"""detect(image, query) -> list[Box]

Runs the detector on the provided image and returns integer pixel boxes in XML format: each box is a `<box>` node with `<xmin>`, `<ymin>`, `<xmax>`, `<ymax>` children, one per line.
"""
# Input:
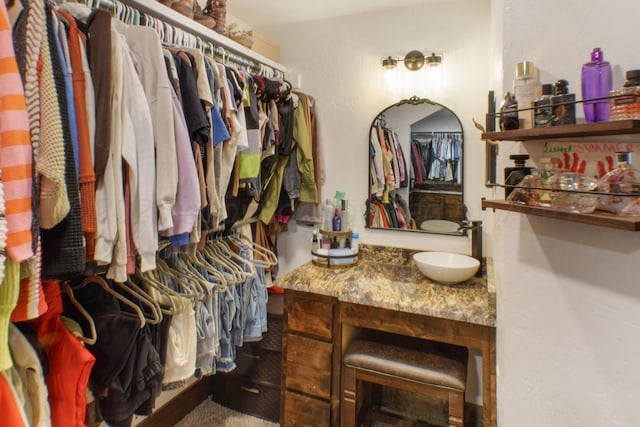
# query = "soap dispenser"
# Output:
<box><xmin>504</xmin><ymin>154</ymin><xmax>533</xmax><ymax>198</ymax></box>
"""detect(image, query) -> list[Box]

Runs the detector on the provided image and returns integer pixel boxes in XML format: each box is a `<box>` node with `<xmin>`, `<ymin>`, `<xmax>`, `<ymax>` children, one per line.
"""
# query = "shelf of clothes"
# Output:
<box><xmin>0</xmin><ymin>0</ymin><xmax>322</xmax><ymax>425</ymax></box>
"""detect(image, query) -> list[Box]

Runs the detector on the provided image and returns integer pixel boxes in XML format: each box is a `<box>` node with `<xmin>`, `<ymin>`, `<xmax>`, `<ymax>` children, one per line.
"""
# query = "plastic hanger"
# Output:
<box><xmin>219</xmin><ymin>236</ymin><xmax>257</xmax><ymax>279</ymax></box>
<box><xmin>61</xmin><ymin>283</ymin><xmax>98</xmax><ymax>345</ymax></box>
<box><xmin>228</xmin><ymin>233</ymin><xmax>278</xmax><ymax>267</ymax></box>
<box><xmin>156</xmin><ymin>258</ymin><xmax>200</xmax><ymax>300</ymax></box>
<box><xmin>117</xmin><ymin>278</ymin><xmax>163</xmax><ymax>324</ymax></box>
<box><xmin>203</xmin><ymin>241</ymin><xmax>246</xmax><ymax>284</ymax></box>
<box><xmin>137</xmin><ymin>268</ymin><xmax>184</xmax><ymax>315</ymax></box>
<box><xmin>182</xmin><ymin>252</ymin><xmax>228</xmax><ymax>292</ymax></box>
<box><xmin>73</xmin><ymin>276</ymin><xmax>146</xmax><ymax>329</ymax></box>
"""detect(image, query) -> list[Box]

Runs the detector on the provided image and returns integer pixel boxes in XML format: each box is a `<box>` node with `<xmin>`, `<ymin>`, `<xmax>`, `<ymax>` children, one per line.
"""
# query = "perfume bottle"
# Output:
<box><xmin>533</xmin><ymin>84</ymin><xmax>554</xmax><ymax>128</ymax></box>
<box><xmin>581</xmin><ymin>48</ymin><xmax>612</xmax><ymax>123</ymax></box>
<box><xmin>552</xmin><ymin>79</ymin><xmax>576</xmax><ymax>126</ymax></box>
<box><xmin>514</xmin><ymin>61</ymin><xmax>539</xmax><ymax>129</ymax></box>
<box><xmin>609</xmin><ymin>70</ymin><xmax>640</xmax><ymax>121</ymax></box>
<box><xmin>504</xmin><ymin>154</ymin><xmax>533</xmax><ymax>198</ymax></box>
<box><xmin>597</xmin><ymin>152</ymin><xmax>640</xmax><ymax>214</ymax></box>
<box><xmin>499</xmin><ymin>92</ymin><xmax>519</xmax><ymax>131</ymax></box>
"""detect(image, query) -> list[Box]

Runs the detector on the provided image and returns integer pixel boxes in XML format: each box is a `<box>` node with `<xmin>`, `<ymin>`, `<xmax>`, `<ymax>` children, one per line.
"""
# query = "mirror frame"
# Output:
<box><xmin>367</xmin><ymin>96</ymin><xmax>467</xmax><ymax>236</ymax></box>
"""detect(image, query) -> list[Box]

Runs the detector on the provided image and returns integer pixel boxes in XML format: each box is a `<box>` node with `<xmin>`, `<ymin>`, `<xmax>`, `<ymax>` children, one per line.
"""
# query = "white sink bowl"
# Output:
<box><xmin>413</xmin><ymin>252</ymin><xmax>480</xmax><ymax>284</ymax></box>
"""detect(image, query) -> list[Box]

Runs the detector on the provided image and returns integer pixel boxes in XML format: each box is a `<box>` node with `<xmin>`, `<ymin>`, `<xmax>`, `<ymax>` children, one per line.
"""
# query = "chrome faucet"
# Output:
<box><xmin>458</xmin><ymin>220</ymin><xmax>483</xmax><ymax>272</ymax></box>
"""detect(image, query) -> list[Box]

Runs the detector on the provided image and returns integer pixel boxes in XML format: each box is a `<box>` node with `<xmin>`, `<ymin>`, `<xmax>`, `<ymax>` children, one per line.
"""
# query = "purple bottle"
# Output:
<box><xmin>582</xmin><ymin>48</ymin><xmax>612</xmax><ymax>123</ymax></box>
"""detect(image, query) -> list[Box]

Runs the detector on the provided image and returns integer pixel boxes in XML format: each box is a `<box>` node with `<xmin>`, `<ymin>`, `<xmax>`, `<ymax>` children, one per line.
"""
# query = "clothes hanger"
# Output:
<box><xmin>170</xmin><ymin>254</ymin><xmax>214</xmax><ymax>297</ymax></box>
<box><xmin>117</xmin><ymin>278</ymin><xmax>163</xmax><ymax>324</ymax></box>
<box><xmin>73</xmin><ymin>276</ymin><xmax>146</xmax><ymax>328</ymax></box>
<box><xmin>155</xmin><ymin>258</ymin><xmax>200</xmax><ymax>300</ymax></box>
<box><xmin>219</xmin><ymin>236</ymin><xmax>257</xmax><ymax>279</ymax></box>
<box><xmin>61</xmin><ymin>283</ymin><xmax>98</xmax><ymax>345</ymax></box>
<box><xmin>136</xmin><ymin>268</ymin><xmax>184</xmax><ymax>315</ymax></box>
<box><xmin>181</xmin><ymin>251</ymin><xmax>228</xmax><ymax>292</ymax></box>
<box><xmin>203</xmin><ymin>239</ymin><xmax>246</xmax><ymax>284</ymax></box>
<box><xmin>228</xmin><ymin>233</ymin><xmax>278</xmax><ymax>267</ymax></box>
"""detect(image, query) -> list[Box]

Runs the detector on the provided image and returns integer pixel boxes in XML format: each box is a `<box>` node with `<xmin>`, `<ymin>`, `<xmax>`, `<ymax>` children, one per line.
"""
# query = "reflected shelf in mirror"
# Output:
<box><xmin>368</xmin><ymin>97</ymin><xmax>467</xmax><ymax>235</ymax></box>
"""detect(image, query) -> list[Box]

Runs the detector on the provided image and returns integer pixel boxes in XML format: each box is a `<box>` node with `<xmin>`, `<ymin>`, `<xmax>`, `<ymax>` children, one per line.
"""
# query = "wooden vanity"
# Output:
<box><xmin>276</xmin><ymin>244</ymin><xmax>496</xmax><ymax>427</ymax></box>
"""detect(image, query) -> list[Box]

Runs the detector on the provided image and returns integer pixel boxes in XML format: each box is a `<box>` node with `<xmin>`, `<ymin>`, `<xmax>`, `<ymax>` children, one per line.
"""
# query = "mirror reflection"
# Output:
<box><xmin>367</xmin><ymin>97</ymin><xmax>466</xmax><ymax>235</ymax></box>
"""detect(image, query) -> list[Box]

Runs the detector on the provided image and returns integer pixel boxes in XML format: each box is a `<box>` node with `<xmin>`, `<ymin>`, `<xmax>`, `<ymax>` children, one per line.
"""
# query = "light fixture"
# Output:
<box><xmin>381</xmin><ymin>50</ymin><xmax>443</xmax><ymax>71</ymax></box>
<box><xmin>381</xmin><ymin>56</ymin><xmax>398</xmax><ymax>69</ymax></box>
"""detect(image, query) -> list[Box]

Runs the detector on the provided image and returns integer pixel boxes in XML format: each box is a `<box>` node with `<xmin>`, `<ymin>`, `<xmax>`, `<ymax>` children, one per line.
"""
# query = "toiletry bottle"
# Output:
<box><xmin>610</xmin><ymin>70</ymin><xmax>640</xmax><ymax>120</ymax></box>
<box><xmin>332</xmin><ymin>208</ymin><xmax>342</xmax><ymax>232</ymax></box>
<box><xmin>311</xmin><ymin>229</ymin><xmax>319</xmax><ymax>260</ymax></box>
<box><xmin>582</xmin><ymin>47</ymin><xmax>612</xmax><ymax>123</ymax></box>
<box><xmin>597</xmin><ymin>152</ymin><xmax>640</xmax><ymax>214</ymax></box>
<box><xmin>552</xmin><ymin>79</ymin><xmax>576</xmax><ymax>126</ymax></box>
<box><xmin>514</xmin><ymin>61</ymin><xmax>539</xmax><ymax>129</ymax></box>
<box><xmin>504</xmin><ymin>154</ymin><xmax>533</xmax><ymax>198</ymax></box>
<box><xmin>340</xmin><ymin>198</ymin><xmax>350</xmax><ymax>231</ymax></box>
<box><xmin>321</xmin><ymin>198</ymin><xmax>333</xmax><ymax>230</ymax></box>
<box><xmin>351</xmin><ymin>231</ymin><xmax>359</xmax><ymax>261</ymax></box>
<box><xmin>499</xmin><ymin>92</ymin><xmax>519</xmax><ymax>130</ymax></box>
<box><xmin>533</xmin><ymin>84</ymin><xmax>554</xmax><ymax>128</ymax></box>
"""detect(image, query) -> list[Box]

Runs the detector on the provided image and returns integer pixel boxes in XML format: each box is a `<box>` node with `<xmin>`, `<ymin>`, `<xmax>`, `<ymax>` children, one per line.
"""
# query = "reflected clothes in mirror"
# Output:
<box><xmin>411</xmin><ymin>133</ymin><xmax>461</xmax><ymax>185</ymax></box>
<box><xmin>368</xmin><ymin>98</ymin><xmax>465</xmax><ymax>233</ymax></box>
<box><xmin>370</xmin><ymin>124</ymin><xmax>408</xmax><ymax>198</ymax></box>
<box><xmin>368</xmin><ymin>192</ymin><xmax>412</xmax><ymax>229</ymax></box>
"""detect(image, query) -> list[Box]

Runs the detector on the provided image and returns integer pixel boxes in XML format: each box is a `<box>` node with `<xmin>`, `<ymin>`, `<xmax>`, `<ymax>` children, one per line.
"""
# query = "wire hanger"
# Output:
<box><xmin>61</xmin><ymin>283</ymin><xmax>98</xmax><ymax>345</ymax></box>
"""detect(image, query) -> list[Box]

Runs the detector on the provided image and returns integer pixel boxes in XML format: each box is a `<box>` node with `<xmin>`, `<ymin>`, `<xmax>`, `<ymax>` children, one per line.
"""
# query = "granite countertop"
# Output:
<box><xmin>276</xmin><ymin>244</ymin><xmax>496</xmax><ymax>328</ymax></box>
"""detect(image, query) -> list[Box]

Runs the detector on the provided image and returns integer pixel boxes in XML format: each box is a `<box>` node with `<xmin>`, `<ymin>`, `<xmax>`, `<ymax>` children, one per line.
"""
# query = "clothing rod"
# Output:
<box><xmin>102</xmin><ymin>0</ymin><xmax>286</xmax><ymax>74</ymax></box>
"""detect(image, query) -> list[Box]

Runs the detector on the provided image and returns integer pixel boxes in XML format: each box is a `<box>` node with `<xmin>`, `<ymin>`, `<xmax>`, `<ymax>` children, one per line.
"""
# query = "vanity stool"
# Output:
<box><xmin>341</xmin><ymin>339</ymin><xmax>468</xmax><ymax>427</ymax></box>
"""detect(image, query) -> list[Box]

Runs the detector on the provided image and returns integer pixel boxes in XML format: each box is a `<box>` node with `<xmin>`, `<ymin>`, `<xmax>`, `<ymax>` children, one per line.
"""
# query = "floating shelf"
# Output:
<box><xmin>482</xmin><ymin>120</ymin><xmax>640</xmax><ymax>142</ymax></box>
<box><xmin>482</xmin><ymin>199</ymin><xmax>640</xmax><ymax>231</ymax></box>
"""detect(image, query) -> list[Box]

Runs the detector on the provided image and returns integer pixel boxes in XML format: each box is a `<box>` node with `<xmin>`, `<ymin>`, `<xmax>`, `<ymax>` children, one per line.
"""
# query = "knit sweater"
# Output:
<box><xmin>0</xmin><ymin>0</ymin><xmax>34</xmax><ymax>263</ymax></box>
<box><xmin>40</xmin><ymin>4</ymin><xmax>85</xmax><ymax>279</ymax></box>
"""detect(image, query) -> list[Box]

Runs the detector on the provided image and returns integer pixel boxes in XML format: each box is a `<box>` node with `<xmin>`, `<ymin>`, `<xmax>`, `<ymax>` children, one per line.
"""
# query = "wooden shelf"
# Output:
<box><xmin>482</xmin><ymin>199</ymin><xmax>640</xmax><ymax>231</ymax></box>
<box><xmin>482</xmin><ymin>120</ymin><xmax>640</xmax><ymax>142</ymax></box>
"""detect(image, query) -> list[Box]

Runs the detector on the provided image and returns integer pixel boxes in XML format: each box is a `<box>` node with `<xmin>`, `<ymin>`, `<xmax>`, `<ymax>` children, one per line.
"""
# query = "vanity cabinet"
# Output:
<box><xmin>281</xmin><ymin>290</ymin><xmax>341</xmax><ymax>427</ymax></box>
<box><xmin>482</xmin><ymin>119</ymin><xmax>640</xmax><ymax>230</ymax></box>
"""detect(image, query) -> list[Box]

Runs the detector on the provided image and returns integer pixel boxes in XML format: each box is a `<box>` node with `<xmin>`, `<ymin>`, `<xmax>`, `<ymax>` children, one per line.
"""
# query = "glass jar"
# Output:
<box><xmin>597</xmin><ymin>152</ymin><xmax>640</xmax><ymax>214</ymax></box>
<box><xmin>609</xmin><ymin>70</ymin><xmax>640</xmax><ymax>120</ymax></box>
<box><xmin>548</xmin><ymin>172</ymin><xmax>599</xmax><ymax>213</ymax></box>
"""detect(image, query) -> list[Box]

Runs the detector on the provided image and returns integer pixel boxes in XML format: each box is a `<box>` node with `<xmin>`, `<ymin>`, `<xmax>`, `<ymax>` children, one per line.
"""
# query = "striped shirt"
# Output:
<box><xmin>0</xmin><ymin>0</ymin><xmax>33</xmax><ymax>263</ymax></box>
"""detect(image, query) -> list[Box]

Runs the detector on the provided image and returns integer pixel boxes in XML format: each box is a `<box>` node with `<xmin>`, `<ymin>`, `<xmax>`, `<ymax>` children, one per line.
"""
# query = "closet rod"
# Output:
<box><xmin>101</xmin><ymin>0</ymin><xmax>286</xmax><ymax>75</ymax></box>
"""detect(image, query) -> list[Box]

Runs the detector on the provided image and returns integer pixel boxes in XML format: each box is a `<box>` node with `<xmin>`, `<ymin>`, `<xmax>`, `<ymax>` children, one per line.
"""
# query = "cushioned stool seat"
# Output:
<box><xmin>341</xmin><ymin>339</ymin><xmax>468</xmax><ymax>427</ymax></box>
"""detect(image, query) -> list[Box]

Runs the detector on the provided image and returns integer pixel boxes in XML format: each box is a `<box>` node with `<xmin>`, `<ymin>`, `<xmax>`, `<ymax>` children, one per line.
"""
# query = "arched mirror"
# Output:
<box><xmin>367</xmin><ymin>96</ymin><xmax>467</xmax><ymax>235</ymax></box>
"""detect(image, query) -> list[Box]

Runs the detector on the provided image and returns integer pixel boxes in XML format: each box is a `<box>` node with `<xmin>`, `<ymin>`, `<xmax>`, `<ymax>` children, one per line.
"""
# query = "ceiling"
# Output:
<box><xmin>227</xmin><ymin>0</ymin><xmax>452</xmax><ymax>28</ymax></box>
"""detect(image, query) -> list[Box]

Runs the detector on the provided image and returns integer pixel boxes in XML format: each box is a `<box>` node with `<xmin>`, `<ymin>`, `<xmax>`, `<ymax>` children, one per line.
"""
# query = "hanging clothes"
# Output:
<box><xmin>34</xmin><ymin>281</ymin><xmax>95</xmax><ymax>427</ymax></box>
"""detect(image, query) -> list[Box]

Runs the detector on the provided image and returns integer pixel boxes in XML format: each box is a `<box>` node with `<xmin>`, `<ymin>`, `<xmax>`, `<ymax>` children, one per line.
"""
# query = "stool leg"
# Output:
<box><xmin>360</xmin><ymin>381</ymin><xmax>373</xmax><ymax>427</ymax></box>
<box><xmin>447</xmin><ymin>391</ymin><xmax>464</xmax><ymax>427</ymax></box>
<box><xmin>342</xmin><ymin>366</ymin><xmax>357</xmax><ymax>427</ymax></box>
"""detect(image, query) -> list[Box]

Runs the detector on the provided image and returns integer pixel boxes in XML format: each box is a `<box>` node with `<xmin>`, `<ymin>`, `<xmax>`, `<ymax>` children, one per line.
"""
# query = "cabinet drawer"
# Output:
<box><xmin>259</xmin><ymin>315</ymin><xmax>282</xmax><ymax>352</ymax></box>
<box><xmin>233</xmin><ymin>345</ymin><xmax>281</xmax><ymax>385</ymax></box>
<box><xmin>285</xmin><ymin>334</ymin><xmax>332</xmax><ymax>399</ymax></box>
<box><xmin>211</xmin><ymin>375</ymin><xmax>280</xmax><ymax>423</ymax></box>
<box><xmin>283</xmin><ymin>390</ymin><xmax>331</xmax><ymax>427</ymax></box>
<box><xmin>286</xmin><ymin>294</ymin><xmax>333</xmax><ymax>339</ymax></box>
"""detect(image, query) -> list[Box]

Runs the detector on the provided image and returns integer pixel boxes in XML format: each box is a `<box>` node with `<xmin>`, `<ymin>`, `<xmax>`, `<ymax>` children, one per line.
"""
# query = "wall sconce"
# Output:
<box><xmin>381</xmin><ymin>50</ymin><xmax>443</xmax><ymax>71</ymax></box>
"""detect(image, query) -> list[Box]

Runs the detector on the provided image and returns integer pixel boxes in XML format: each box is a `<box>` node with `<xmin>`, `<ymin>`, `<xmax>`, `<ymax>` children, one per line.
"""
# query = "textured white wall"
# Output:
<box><xmin>263</xmin><ymin>0</ymin><xmax>495</xmax><ymax>271</ymax></box>
<box><xmin>495</xmin><ymin>1</ymin><xmax>640</xmax><ymax>426</ymax></box>
<box><xmin>261</xmin><ymin>0</ymin><xmax>640</xmax><ymax>425</ymax></box>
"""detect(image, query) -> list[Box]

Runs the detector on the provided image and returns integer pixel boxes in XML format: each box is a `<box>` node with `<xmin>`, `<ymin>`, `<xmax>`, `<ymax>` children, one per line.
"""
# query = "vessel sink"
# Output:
<box><xmin>413</xmin><ymin>251</ymin><xmax>480</xmax><ymax>284</ymax></box>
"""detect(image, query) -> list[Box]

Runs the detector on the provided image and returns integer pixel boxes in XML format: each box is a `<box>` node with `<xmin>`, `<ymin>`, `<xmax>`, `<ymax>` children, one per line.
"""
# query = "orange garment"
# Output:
<box><xmin>57</xmin><ymin>9</ymin><xmax>97</xmax><ymax>260</ymax></box>
<box><xmin>0</xmin><ymin>0</ymin><xmax>33</xmax><ymax>263</ymax></box>
<box><xmin>0</xmin><ymin>373</ymin><xmax>28</xmax><ymax>427</ymax></box>
<box><xmin>35</xmin><ymin>281</ymin><xmax>95</xmax><ymax>427</ymax></box>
